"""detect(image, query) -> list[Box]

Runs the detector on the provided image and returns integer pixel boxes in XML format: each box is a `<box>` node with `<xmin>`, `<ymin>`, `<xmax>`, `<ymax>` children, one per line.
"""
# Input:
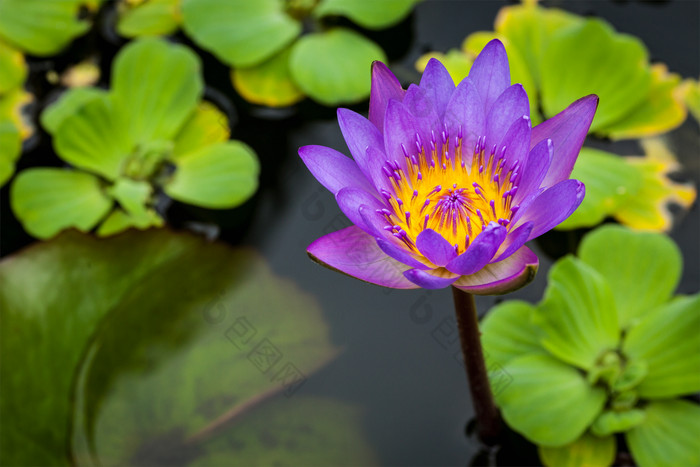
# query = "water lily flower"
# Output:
<box><xmin>300</xmin><ymin>39</ymin><xmax>597</xmax><ymax>293</ymax></box>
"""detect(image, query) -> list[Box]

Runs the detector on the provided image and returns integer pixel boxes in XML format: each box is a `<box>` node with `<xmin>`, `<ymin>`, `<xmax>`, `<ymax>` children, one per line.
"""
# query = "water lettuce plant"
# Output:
<box><xmin>10</xmin><ymin>38</ymin><xmax>259</xmax><ymax>239</ymax></box>
<box><xmin>0</xmin><ymin>42</ymin><xmax>27</xmax><ymax>186</ymax></box>
<box><xmin>299</xmin><ymin>39</ymin><xmax>596</xmax><ymax>293</ymax></box>
<box><xmin>0</xmin><ymin>230</ymin><xmax>368</xmax><ymax>465</ymax></box>
<box><xmin>481</xmin><ymin>225</ymin><xmax>700</xmax><ymax>467</ymax></box>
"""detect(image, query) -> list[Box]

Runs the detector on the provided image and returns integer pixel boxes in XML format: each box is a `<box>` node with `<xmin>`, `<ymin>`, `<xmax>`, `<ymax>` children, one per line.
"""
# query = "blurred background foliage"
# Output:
<box><xmin>0</xmin><ymin>0</ymin><xmax>698</xmax><ymax>466</ymax></box>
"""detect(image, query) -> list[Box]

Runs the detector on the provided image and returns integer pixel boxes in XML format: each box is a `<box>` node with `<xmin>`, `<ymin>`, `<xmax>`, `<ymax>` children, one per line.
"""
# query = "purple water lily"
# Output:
<box><xmin>300</xmin><ymin>39</ymin><xmax>597</xmax><ymax>293</ymax></box>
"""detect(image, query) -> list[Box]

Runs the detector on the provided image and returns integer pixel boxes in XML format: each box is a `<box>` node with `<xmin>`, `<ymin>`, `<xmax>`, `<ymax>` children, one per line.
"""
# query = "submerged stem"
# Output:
<box><xmin>451</xmin><ymin>286</ymin><xmax>501</xmax><ymax>444</ymax></box>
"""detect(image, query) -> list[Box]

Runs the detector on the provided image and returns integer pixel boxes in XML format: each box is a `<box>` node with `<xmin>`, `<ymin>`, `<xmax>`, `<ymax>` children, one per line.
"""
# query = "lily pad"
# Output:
<box><xmin>578</xmin><ymin>225</ymin><xmax>682</xmax><ymax>328</ymax></box>
<box><xmin>557</xmin><ymin>148</ymin><xmax>643</xmax><ymax>230</ymax></box>
<box><xmin>289</xmin><ymin>28</ymin><xmax>386</xmax><ymax>105</ymax></box>
<box><xmin>10</xmin><ymin>168</ymin><xmax>112</xmax><ymax>238</ymax></box>
<box><xmin>314</xmin><ymin>0</ymin><xmax>419</xmax><ymax>29</ymax></box>
<box><xmin>232</xmin><ymin>46</ymin><xmax>305</xmax><ymax>107</ymax></box>
<box><xmin>1</xmin><ymin>230</ymin><xmax>339</xmax><ymax>465</ymax></box>
<box><xmin>181</xmin><ymin>0</ymin><xmax>301</xmax><ymax>67</ymax></box>
<box><xmin>538</xmin><ymin>432</ymin><xmax>615</xmax><ymax>467</ymax></box>
<box><xmin>534</xmin><ymin>257</ymin><xmax>619</xmax><ymax>371</ymax></box>
<box><xmin>117</xmin><ymin>0</ymin><xmax>181</xmax><ymax>37</ymax></box>
<box><xmin>0</xmin><ymin>0</ymin><xmax>91</xmax><ymax>56</ymax></box>
<box><xmin>626</xmin><ymin>400</ymin><xmax>700</xmax><ymax>467</ymax></box>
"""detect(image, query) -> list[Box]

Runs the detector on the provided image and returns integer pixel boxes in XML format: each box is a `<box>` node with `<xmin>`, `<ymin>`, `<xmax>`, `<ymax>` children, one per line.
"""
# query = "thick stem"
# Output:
<box><xmin>451</xmin><ymin>286</ymin><xmax>501</xmax><ymax>444</ymax></box>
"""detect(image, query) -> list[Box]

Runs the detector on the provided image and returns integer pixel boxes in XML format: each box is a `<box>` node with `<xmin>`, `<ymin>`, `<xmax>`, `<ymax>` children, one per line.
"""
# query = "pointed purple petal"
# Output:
<box><xmin>363</xmin><ymin>146</ymin><xmax>394</xmax><ymax>193</ymax></box>
<box><xmin>446</xmin><ymin>222</ymin><xmax>506</xmax><ymax>275</ymax></box>
<box><xmin>299</xmin><ymin>145</ymin><xmax>374</xmax><ymax>195</ymax></box>
<box><xmin>404</xmin><ymin>268</ymin><xmax>459</xmax><ymax>289</ymax></box>
<box><xmin>453</xmin><ymin>245</ymin><xmax>538</xmax><ymax>295</ymax></box>
<box><xmin>444</xmin><ymin>77</ymin><xmax>484</xmax><ymax>166</ymax></box>
<box><xmin>497</xmin><ymin>115</ymin><xmax>531</xmax><ymax>177</ymax></box>
<box><xmin>384</xmin><ymin>99</ymin><xmax>425</xmax><ymax>168</ymax></box>
<box><xmin>468</xmin><ymin>39</ymin><xmax>510</xmax><ymax>116</ymax></box>
<box><xmin>336</xmin><ymin>187</ymin><xmax>385</xmax><ymax>234</ymax></box>
<box><xmin>402</xmin><ymin>84</ymin><xmax>441</xmax><ymax>151</ymax></box>
<box><xmin>358</xmin><ymin>204</ymin><xmax>392</xmax><ymax>240</ymax></box>
<box><xmin>369</xmin><ymin>61</ymin><xmax>405</xmax><ymax>134</ymax></box>
<box><xmin>532</xmin><ymin>94</ymin><xmax>598</xmax><ymax>188</ymax></box>
<box><xmin>416</xmin><ymin>228</ymin><xmax>457</xmax><ymax>267</ymax></box>
<box><xmin>419</xmin><ymin>58</ymin><xmax>455</xmax><ymax>118</ymax></box>
<box><xmin>376</xmin><ymin>238</ymin><xmax>432</xmax><ymax>270</ymax></box>
<box><xmin>308</xmin><ymin>226</ymin><xmax>418</xmax><ymax>289</ymax></box>
<box><xmin>337</xmin><ymin>108</ymin><xmax>385</xmax><ymax>179</ymax></box>
<box><xmin>514</xmin><ymin>138</ymin><xmax>553</xmax><ymax>205</ymax></box>
<box><xmin>483</xmin><ymin>84</ymin><xmax>529</xmax><ymax>156</ymax></box>
<box><xmin>494</xmin><ymin>221</ymin><xmax>533</xmax><ymax>262</ymax></box>
<box><xmin>513</xmin><ymin>179</ymin><xmax>586</xmax><ymax>240</ymax></box>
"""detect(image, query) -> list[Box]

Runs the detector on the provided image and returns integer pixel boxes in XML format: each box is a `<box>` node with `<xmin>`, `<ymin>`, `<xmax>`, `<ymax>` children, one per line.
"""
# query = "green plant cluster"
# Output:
<box><xmin>118</xmin><ymin>0</ymin><xmax>421</xmax><ymax>106</ymax></box>
<box><xmin>10</xmin><ymin>38</ymin><xmax>259</xmax><ymax>239</ymax></box>
<box><xmin>482</xmin><ymin>226</ymin><xmax>700</xmax><ymax>467</ymax></box>
<box><xmin>416</xmin><ymin>1</ymin><xmax>696</xmax><ymax>232</ymax></box>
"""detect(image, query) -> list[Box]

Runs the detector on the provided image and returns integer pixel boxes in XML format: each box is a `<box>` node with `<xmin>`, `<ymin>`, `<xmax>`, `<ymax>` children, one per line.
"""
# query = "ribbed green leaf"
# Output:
<box><xmin>539</xmin><ymin>432</ymin><xmax>615</xmax><ymax>467</ymax></box>
<box><xmin>232</xmin><ymin>46</ymin><xmax>305</xmax><ymax>107</ymax></box>
<box><xmin>534</xmin><ymin>257</ymin><xmax>619</xmax><ymax>370</ymax></box>
<box><xmin>579</xmin><ymin>225</ymin><xmax>682</xmax><ymax>328</ymax></box>
<box><xmin>623</xmin><ymin>294</ymin><xmax>700</xmax><ymax>399</ymax></box>
<box><xmin>481</xmin><ymin>300</ymin><xmax>544</xmax><ymax>369</ymax></box>
<box><xmin>117</xmin><ymin>0</ymin><xmax>181</xmax><ymax>38</ymax></box>
<box><xmin>0</xmin><ymin>39</ymin><xmax>26</xmax><ymax>94</ymax></box>
<box><xmin>181</xmin><ymin>0</ymin><xmax>301</xmax><ymax>67</ymax></box>
<box><xmin>290</xmin><ymin>28</ymin><xmax>386</xmax><ymax>105</ymax></box>
<box><xmin>172</xmin><ymin>101</ymin><xmax>230</xmax><ymax>159</ymax></box>
<box><xmin>314</xmin><ymin>0</ymin><xmax>419</xmax><ymax>29</ymax></box>
<box><xmin>41</xmin><ymin>87</ymin><xmax>107</xmax><ymax>135</ymax></box>
<box><xmin>626</xmin><ymin>400</ymin><xmax>700</xmax><ymax>467</ymax></box>
<box><xmin>0</xmin><ymin>119</ymin><xmax>21</xmax><ymax>186</ymax></box>
<box><xmin>10</xmin><ymin>168</ymin><xmax>112</xmax><ymax>239</ymax></box>
<box><xmin>499</xmin><ymin>354</ymin><xmax>607</xmax><ymax>447</ymax></box>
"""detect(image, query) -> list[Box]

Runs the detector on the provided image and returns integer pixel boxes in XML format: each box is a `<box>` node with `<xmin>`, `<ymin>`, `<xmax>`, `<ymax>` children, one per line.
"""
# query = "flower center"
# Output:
<box><xmin>378</xmin><ymin>127</ymin><xmax>521</xmax><ymax>256</ymax></box>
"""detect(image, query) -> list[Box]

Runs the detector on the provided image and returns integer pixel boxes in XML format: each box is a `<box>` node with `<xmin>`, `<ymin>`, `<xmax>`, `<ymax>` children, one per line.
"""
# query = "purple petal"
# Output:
<box><xmin>336</xmin><ymin>187</ymin><xmax>385</xmax><ymax>234</ymax></box>
<box><xmin>468</xmin><ymin>39</ymin><xmax>510</xmax><ymax>116</ymax></box>
<box><xmin>497</xmin><ymin>115</ymin><xmax>531</xmax><ymax>178</ymax></box>
<box><xmin>513</xmin><ymin>179</ymin><xmax>586</xmax><ymax>240</ymax></box>
<box><xmin>376</xmin><ymin>238</ymin><xmax>432</xmax><ymax>270</ymax></box>
<box><xmin>308</xmin><ymin>226</ymin><xmax>418</xmax><ymax>289</ymax></box>
<box><xmin>402</xmin><ymin>84</ymin><xmax>441</xmax><ymax>154</ymax></box>
<box><xmin>531</xmin><ymin>94</ymin><xmax>598</xmax><ymax>188</ymax></box>
<box><xmin>419</xmin><ymin>58</ymin><xmax>455</xmax><ymax>118</ymax></box>
<box><xmin>384</xmin><ymin>99</ymin><xmax>425</xmax><ymax>168</ymax></box>
<box><xmin>358</xmin><ymin>204</ymin><xmax>392</xmax><ymax>239</ymax></box>
<box><xmin>363</xmin><ymin>146</ymin><xmax>394</xmax><ymax>193</ymax></box>
<box><xmin>404</xmin><ymin>268</ymin><xmax>459</xmax><ymax>289</ymax></box>
<box><xmin>483</xmin><ymin>84</ymin><xmax>529</xmax><ymax>156</ymax></box>
<box><xmin>416</xmin><ymin>229</ymin><xmax>457</xmax><ymax>267</ymax></box>
<box><xmin>369</xmin><ymin>61</ymin><xmax>405</xmax><ymax>134</ymax></box>
<box><xmin>446</xmin><ymin>222</ymin><xmax>506</xmax><ymax>275</ymax></box>
<box><xmin>453</xmin><ymin>245</ymin><xmax>538</xmax><ymax>295</ymax></box>
<box><xmin>493</xmin><ymin>221</ymin><xmax>533</xmax><ymax>262</ymax></box>
<box><xmin>514</xmin><ymin>138</ymin><xmax>553</xmax><ymax>205</ymax></box>
<box><xmin>337</xmin><ymin>108</ymin><xmax>385</xmax><ymax>179</ymax></box>
<box><xmin>443</xmin><ymin>77</ymin><xmax>484</xmax><ymax>166</ymax></box>
<box><xmin>299</xmin><ymin>145</ymin><xmax>374</xmax><ymax>195</ymax></box>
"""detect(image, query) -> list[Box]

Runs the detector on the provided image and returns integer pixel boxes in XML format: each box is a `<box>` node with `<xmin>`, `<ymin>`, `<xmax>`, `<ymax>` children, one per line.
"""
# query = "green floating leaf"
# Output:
<box><xmin>498</xmin><ymin>354</ymin><xmax>607</xmax><ymax>447</ymax></box>
<box><xmin>314</xmin><ymin>0</ymin><xmax>419</xmax><ymax>29</ymax></box>
<box><xmin>53</xmin><ymin>93</ymin><xmax>131</xmax><ymax>180</ymax></box>
<box><xmin>289</xmin><ymin>28</ymin><xmax>386</xmax><ymax>105</ymax></box>
<box><xmin>107</xmin><ymin>177</ymin><xmax>152</xmax><ymax>217</ymax></box>
<box><xmin>534</xmin><ymin>257</ymin><xmax>619</xmax><ymax>371</ymax></box>
<box><xmin>626</xmin><ymin>400</ymin><xmax>700</xmax><ymax>467</ymax></box>
<box><xmin>0</xmin><ymin>119</ymin><xmax>21</xmax><ymax>186</ymax></box>
<box><xmin>0</xmin><ymin>0</ymin><xmax>91</xmax><ymax>55</ymax></box>
<box><xmin>558</xmin><ymin>148</ymin><xmax>643</xmax><ymax>230</ymax></box>
<box><xmin>41</xmin><ymin>87</ymin><xmax>107</xmax><ymax>134</ymax></box>
<box><xmin>540</xmin><ymin>18</ymin><xmax>651</xmax><ymax>132</ymax></box>
<box><xmin>590</xmin><ymin>409</ymin><xmax>646</xmax><ymax>437</ymax></box>
<box><xmin>117</xmin><ymin>0</ymin><xmax>181</xmax><ymax>37</ymax></box>
<box><xmin>232</xmin><ymin>46</ymin><xmax>305</xmax><ymax>107</ymax></box>
<box><xmin>0</xmin><ymin>39</ymin><xmax>26</xmax><ymax>94</ymax></box>
<box><xmin>578</xmin><ymin>225</ymin><xmax>682</xmax><ymax>328</ymax></box>
<box><xmin>10</xmin><ymin>168</ymin><xmax>112</xmax><ymax>239</ymax></box>
<box><xmin>682</xmin><ymin>77</ymin><xmax>700</xmax><ymax>123</ymax></box>
<box><xmin>538</xmin><ymin>432</ymin><xmax>615</xmax><ymax>467</ymax></box>
<box><xmin>95</xmin><ymin>207</ymin><xmax>163</xmax><ymax>236</ymax></box>
<box><xmin>623</xmin><ymin>294</ymin><xmax>700</xmax><ymax>399</ymax></box>
<box><xmin>111</xmin><ymin>38</ymin><xmax>203</xmax><ymax>144</ymax></box>
<box><xmin>172</xmin><ymin>101</ymin><xmax>230</xmax><ymax>158</ymax></box>
<box><xmin>181</xmin><ymin>0</ymin><xmax>301</xmax><ymax>67</ymax></box>
<box><xmin>165</xmin><ymin>141</ymin><xmax>259</xmax><ymax>208</ymax></box>
<box><xmin>0</xmin><ymin>86</ymin><xmax>33</xmax><ymax>140</ymax></box>
<box><xmin>603</xmin><ymin>64</ymin><xmax>687</xmax><ymax>140</ymax></box>
<box><xmin>481</xmin><ymin>300</ymin><xmax>544</xmax><ymax>369</ymax></box>
<box><xmin>614</xmin><ymin>138</ymin><xmax>696</xmax><ymax>232</ymax></box>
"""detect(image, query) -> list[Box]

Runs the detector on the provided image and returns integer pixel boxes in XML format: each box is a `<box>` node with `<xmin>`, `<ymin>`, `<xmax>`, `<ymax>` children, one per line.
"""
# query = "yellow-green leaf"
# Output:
<box><xmin>232</xmin><ymin>46</ymin><xmax>305</xmax><ymax>107</ymax></box>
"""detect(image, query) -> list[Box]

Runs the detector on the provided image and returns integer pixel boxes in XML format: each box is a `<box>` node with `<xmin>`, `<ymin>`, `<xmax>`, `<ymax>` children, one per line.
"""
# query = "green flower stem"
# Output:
<box><xmin>451</xmin><ymin>286</ymin><xmax>501</xmax><ymax>444</ymax></box>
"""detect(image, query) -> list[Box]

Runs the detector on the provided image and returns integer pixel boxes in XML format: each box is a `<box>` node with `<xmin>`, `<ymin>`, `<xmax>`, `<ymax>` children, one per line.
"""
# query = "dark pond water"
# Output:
<box><xmin>1</xmin><ymin>0</ymin><xmax>698</xmax><ymax>465</ymax></box>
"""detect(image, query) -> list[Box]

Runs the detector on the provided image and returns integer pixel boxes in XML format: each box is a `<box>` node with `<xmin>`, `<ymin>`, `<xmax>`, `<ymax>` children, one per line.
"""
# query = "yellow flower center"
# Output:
<box><xmin>379</xmin><ymin>130</ymin><xmax>519</xmax><ymax>256</ymax></box>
